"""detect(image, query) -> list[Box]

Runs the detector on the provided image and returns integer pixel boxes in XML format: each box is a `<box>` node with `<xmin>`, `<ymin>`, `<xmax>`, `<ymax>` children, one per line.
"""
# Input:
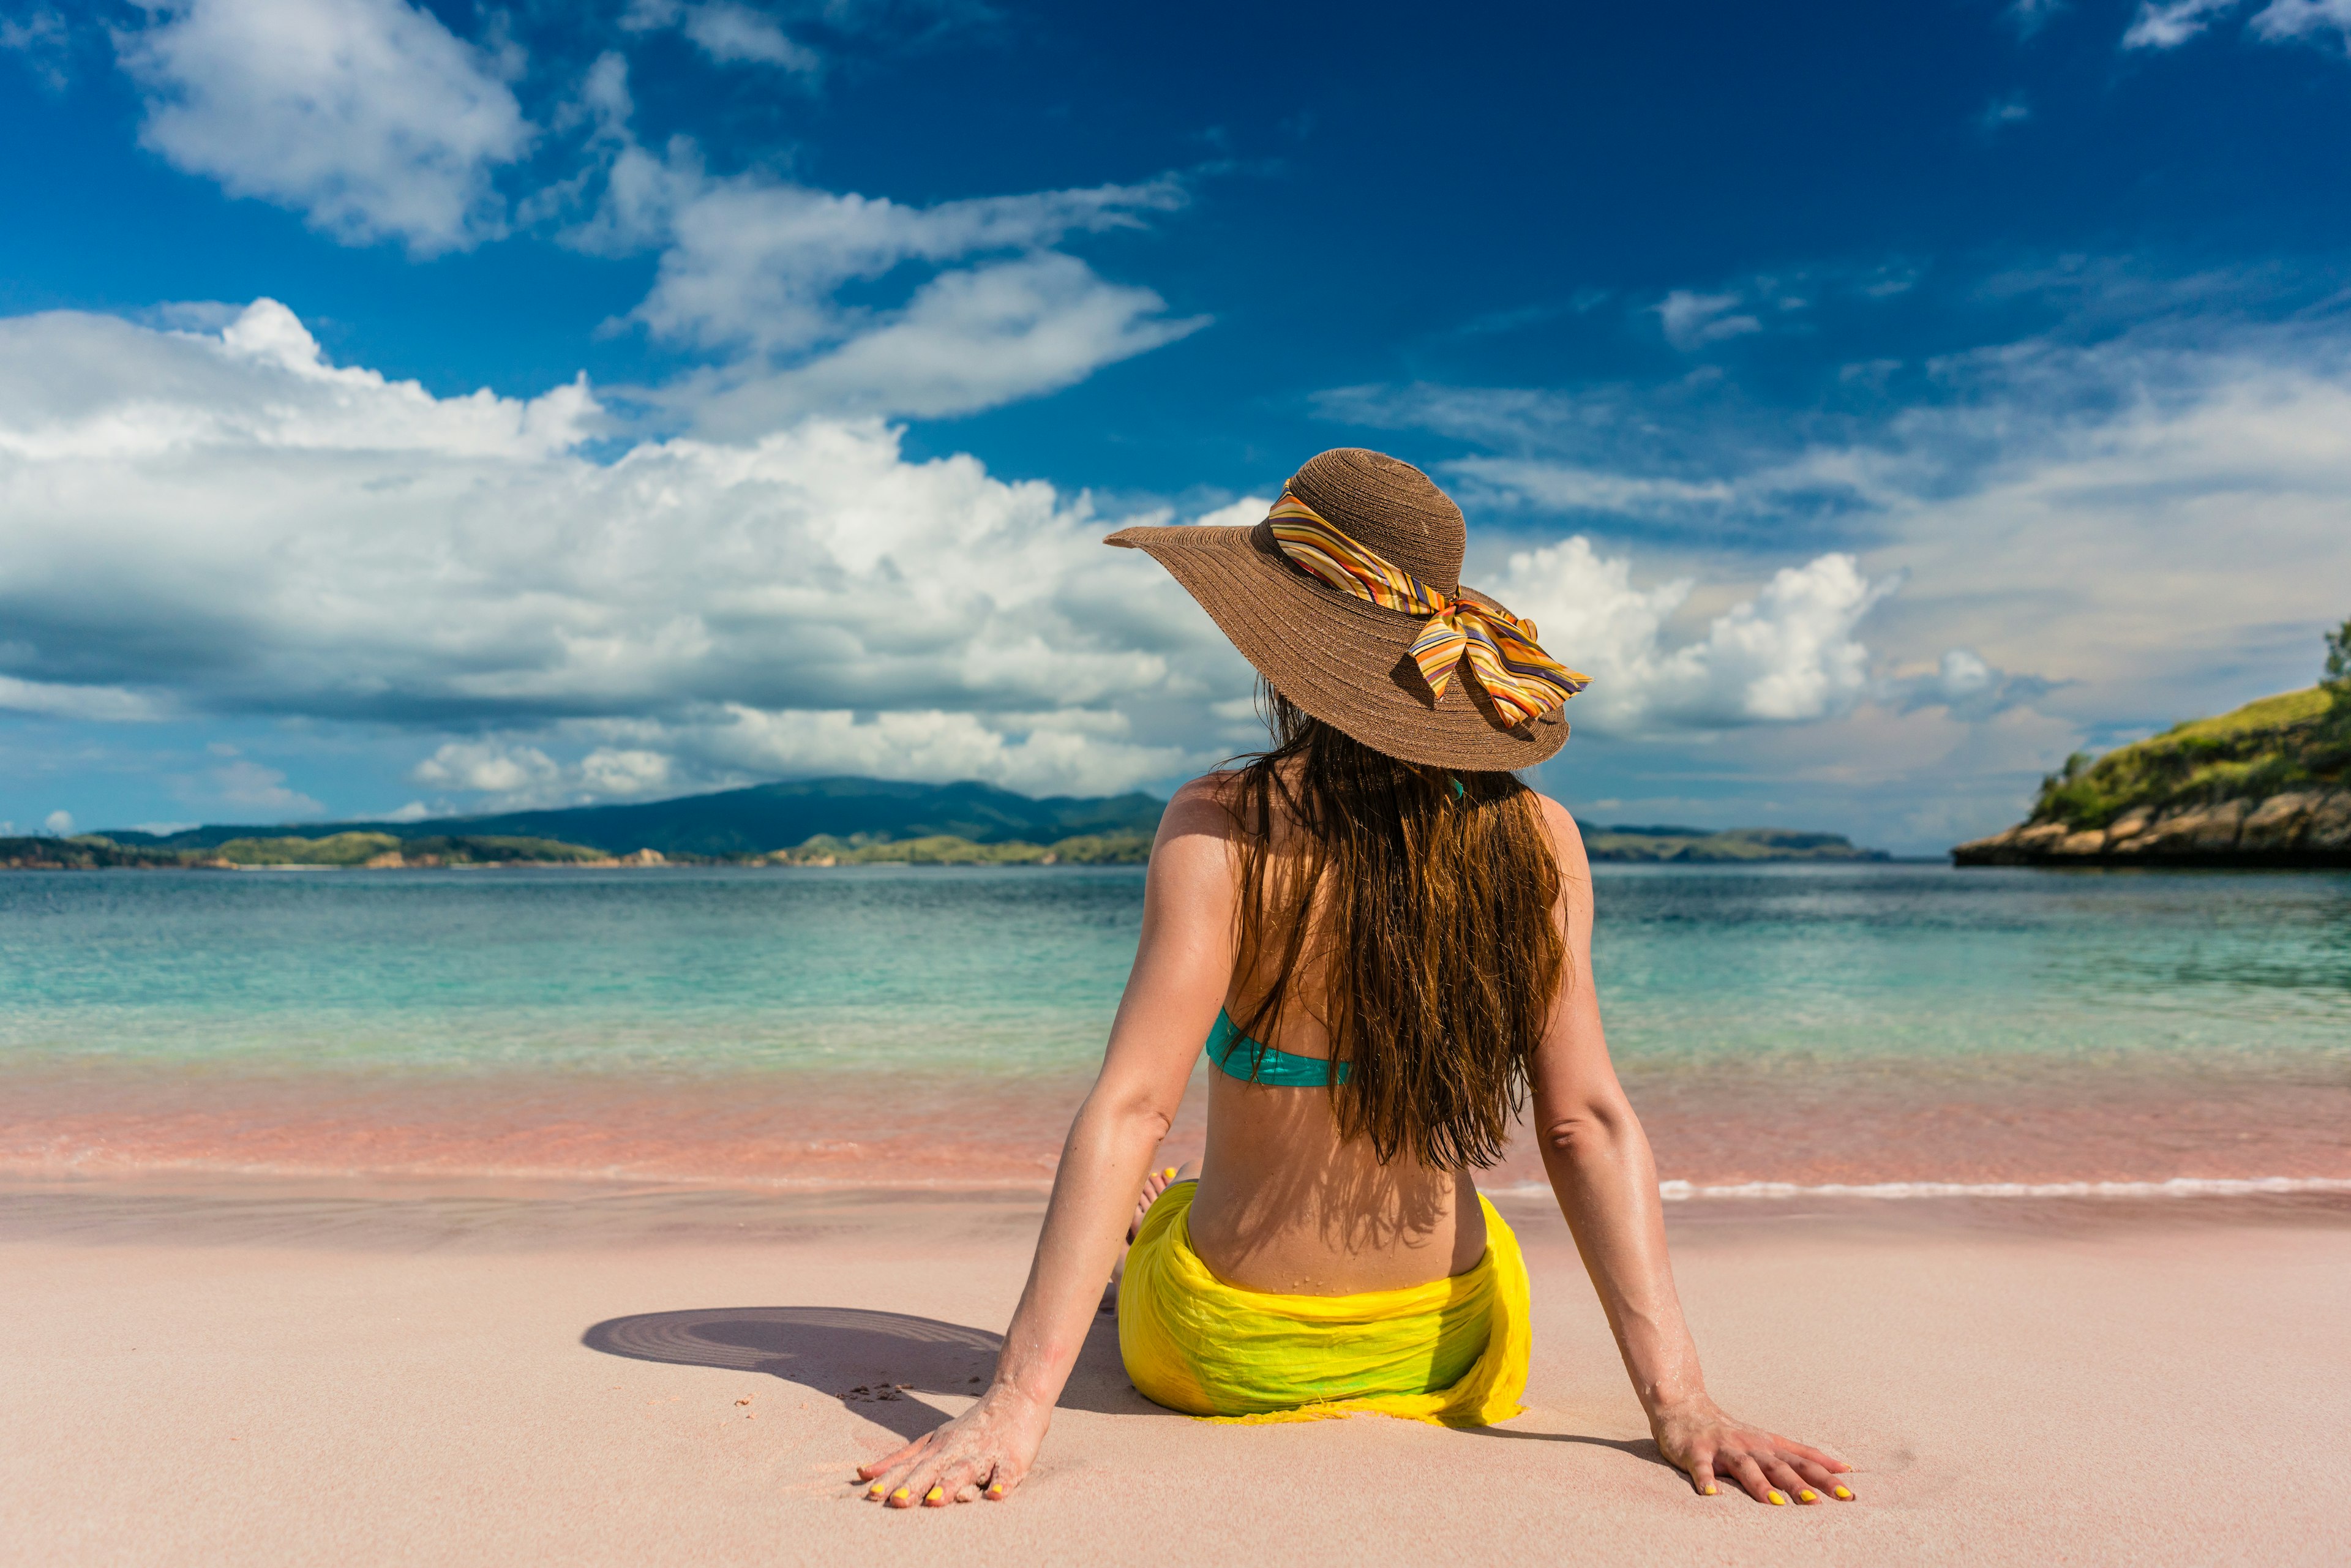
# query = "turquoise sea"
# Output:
<box><xmin>3</xmin><ymin>863</ymin><xmax>2347</xmax><ymax>1195</ymax></box>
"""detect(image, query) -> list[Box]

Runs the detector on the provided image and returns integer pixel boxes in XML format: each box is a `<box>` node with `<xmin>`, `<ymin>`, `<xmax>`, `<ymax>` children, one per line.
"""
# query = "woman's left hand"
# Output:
<box><xmin>1650</xmin><ymin>1394</ymin><xmax>1855</xmax><ymax>1505</ymax></box>
<box><xmin>854</xmin><ymin>1384</ymin><xmax>1052</xmax><ymax>1507</ymax></box>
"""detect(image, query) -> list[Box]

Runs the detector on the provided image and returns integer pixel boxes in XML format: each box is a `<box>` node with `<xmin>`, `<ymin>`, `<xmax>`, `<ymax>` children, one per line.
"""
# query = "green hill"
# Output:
<box><xmin>104</xmin><ymin>776</ymin><xmax>1168</xmax><ymax>858</ymax></box>
<box><xmin>1955</xmin><ymin>685</ymin><xmax>2351</xmax><ymax>867</ymax></box>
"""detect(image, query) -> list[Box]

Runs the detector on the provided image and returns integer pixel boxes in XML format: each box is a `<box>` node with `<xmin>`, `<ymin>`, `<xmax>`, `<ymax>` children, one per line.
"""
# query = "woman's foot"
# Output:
<box><xmin>1100</xmin><ymin>1161</ymin><xmax>1196</xmax><ymax>1313</ymax></box>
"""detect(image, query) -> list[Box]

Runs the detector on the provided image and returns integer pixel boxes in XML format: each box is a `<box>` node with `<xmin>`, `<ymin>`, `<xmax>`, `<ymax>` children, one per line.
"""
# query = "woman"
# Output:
<box><xmin>855</xmin><ymin>449</ymin><xmax>1853</xmax><ymax>1509</ymax></box>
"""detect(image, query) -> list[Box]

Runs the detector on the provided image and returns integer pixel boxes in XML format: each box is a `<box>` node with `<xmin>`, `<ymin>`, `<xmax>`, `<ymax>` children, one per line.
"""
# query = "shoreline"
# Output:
<box><xmin>10</xmin><ymin>1169</ymin><xmax>2351</xmax><ymax>1251</ymax></box>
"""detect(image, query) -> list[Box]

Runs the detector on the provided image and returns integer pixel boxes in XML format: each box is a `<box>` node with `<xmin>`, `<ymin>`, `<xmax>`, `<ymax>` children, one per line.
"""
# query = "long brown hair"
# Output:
<box><xmin>1225</xmin><ymin>686</ymin><xmax>1567</xmax><ymax>1171</ymax></box>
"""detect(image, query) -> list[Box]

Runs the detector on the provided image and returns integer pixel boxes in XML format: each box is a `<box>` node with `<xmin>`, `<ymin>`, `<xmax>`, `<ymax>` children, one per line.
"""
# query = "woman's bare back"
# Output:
<box><xmin>1180</xmin><ymin>770</ymin><xmax>1490</xmax><ymax>1296</ymax></box>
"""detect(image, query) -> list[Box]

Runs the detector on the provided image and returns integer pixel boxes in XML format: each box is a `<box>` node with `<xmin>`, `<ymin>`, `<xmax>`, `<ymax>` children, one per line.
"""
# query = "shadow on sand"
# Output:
<box><xmin>582</xmin><ymin>1304</ymin><xmax>1162</xmax><ymax>1442</ymax></box>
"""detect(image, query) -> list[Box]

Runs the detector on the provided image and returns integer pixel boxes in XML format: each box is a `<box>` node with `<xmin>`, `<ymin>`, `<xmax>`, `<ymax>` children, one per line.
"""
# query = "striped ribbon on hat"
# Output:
<box><xmin>1265</xmin><ymin>492</ymin><xmax>1589</xmax><ymax>728</ymax></box>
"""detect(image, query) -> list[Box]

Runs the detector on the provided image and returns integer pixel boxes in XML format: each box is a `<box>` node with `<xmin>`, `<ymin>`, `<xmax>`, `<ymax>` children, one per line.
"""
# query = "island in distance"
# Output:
<box><xmin>2</xmin><ymin>776</ymin><xmax>1890</xmax><ymax>869</ymax></box>
<box><xmin>1955</xmin><ymin>681</ymin><xmax>2351</xmax><ymax>869</ymax></box>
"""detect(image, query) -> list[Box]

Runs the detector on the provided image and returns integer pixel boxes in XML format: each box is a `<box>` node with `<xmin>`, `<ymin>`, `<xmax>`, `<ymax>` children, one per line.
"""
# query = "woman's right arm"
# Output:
<box><xmin>851</xmin><ymin>778</ymin><xmax>1235</xmax><ymax>1507</ymax></box>
<box><xmin>1525</xmin><ymin>798</ymin><xmax>1854</xmax><ymax>1506</ymax></box>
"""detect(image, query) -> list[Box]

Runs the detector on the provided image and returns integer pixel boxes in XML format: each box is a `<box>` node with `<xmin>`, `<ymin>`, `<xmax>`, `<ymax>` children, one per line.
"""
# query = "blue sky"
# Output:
<box><xmin>3</xmin><ymin>0</ymin><xmax>2349</xmax><ymax>853</ymax></box>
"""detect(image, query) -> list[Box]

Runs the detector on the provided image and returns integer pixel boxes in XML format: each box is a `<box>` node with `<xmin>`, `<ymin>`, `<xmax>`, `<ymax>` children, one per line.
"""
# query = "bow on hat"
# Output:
<box><xmin>1265</xmin><ymin>493</ymin><xmax>1589</xmax><ymax>729</ymax></box>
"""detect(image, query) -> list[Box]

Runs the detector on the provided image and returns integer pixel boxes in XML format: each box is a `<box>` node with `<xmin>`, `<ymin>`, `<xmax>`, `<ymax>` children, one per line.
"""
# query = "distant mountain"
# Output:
<box><xmin>1581</xmin><ymin>825</ymin><xmax>1888</xmax><ymax>863</ymax></box>
<box><xmin>105</xmin><ymin>776</ymin><xmax>1169</xmax><ymax>858</ymax></box>
<box><xmin>89</xmin><ymin>775</ymin><xmax>1889</xmax><ymax>867</ymax></box>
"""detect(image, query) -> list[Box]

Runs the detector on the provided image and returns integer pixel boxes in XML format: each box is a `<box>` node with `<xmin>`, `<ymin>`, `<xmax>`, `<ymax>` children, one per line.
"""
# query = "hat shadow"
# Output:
<box><xmin>581</xmin><ymin>1304</ymin><xmax>1163</xmax><ymax>1444</ymax></box>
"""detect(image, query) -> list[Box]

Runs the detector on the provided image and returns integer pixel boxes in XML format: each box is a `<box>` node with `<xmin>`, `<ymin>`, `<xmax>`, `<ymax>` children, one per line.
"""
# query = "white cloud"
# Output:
<box><xmin>621</xmin><ymin>0</ymin><xmax>820</xmax><ymax>71</ymax></box>
<box><xmin>1441</xmin><ymin>324</ymin><xmax>2351</xmax><ymax>736</ymax></box>
<box><xmin>627</xmin><ymin>168</ymin><xmax>1190</xmax><ymax>355</ymax></box>
<box><xmin>1979</xmin><ymin>91</ymin><xmax>2033</xmax><ymax>132</ymax></box>
<box><xmin>2123</xmin><ymin>0</ymin><xmax>2351</xmax><ymax>49</ymax></box>
<box><xmin>0</xmin><ymin>674</ymin><xmax>165</xmax><ymax>720</ymax></box>
<box><xmin>0</xmin><ymin>298</ymin><xmax>1929</xmax><ymax>811</ymax></box>
<box><xmin>1655</xmin><ymin>290</ymin><xmax>1762</xmax><ymax>350</ymax></box>
<box><xmin>208</xmin><ymin>759</ymin><xmax>326</xmax><ymax>816</ymax></box>
<box><xmin>682</xmin><ymin>2</ymin><xmax>820</xmax><ymax>71</ymax></box>
<box><xmin>1490</xmin><ymin>542</ymin><xmax>1898</xmax><ymax>733</ymax></box>
<box><xmin>115</xmin><ymin>0</ymin><xmax>533</xmax><ymax>255</ymax></box>
<box><xmin>680</xmin><ymin>252</ymin><xmax>1206</xmax><ymax>430</ymax></box>
<box><xmin>0</xmin><ymin>299</ymin><xmax>1237</xmax><ymax>800</ymax></box>
<box><xmin>2123</xmin><ymin>0</ymin><xmax>2238</xmax><ymax>45</ymax></box>
<box><xmin>43</xmin><ymin>809</ymin><xmax>73</xmax><ymax>835</ymax></box>
<box><xmin>547</xmin><ymin>97</ymin><xmax>1200</xmax><ymax>424</ymax></box>
<box><xmin>2250</xmin><ymin>0</ymin><xmax>2351</xmax><ymax>44</ymax></box>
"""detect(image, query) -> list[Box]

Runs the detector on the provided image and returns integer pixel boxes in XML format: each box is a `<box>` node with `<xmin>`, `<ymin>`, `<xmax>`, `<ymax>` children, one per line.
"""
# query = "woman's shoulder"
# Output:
<box><xmin>1151</xmin><ymin>770</ymin><xmax>1245</xmax><ymax>851</ymax></box>
<box><xmin>1525</xmin><ymin>789</ymin><xmax>1591</xmax><ymax>870</ymax></box>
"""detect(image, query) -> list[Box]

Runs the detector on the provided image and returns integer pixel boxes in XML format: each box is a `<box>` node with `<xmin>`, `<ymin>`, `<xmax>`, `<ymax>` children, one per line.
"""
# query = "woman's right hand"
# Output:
<box><xmin>855</xmin><ymin>1383</ymin><xmax>1052</xmax><ymax>1507</ymax></box>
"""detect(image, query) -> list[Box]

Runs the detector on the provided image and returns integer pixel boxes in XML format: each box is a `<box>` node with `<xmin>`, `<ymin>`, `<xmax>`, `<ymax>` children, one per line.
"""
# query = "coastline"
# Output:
<box><xmin>5</xmin><ymin>1174</ymin><xmax>2346</xmax><ymax>1566</ymax></box>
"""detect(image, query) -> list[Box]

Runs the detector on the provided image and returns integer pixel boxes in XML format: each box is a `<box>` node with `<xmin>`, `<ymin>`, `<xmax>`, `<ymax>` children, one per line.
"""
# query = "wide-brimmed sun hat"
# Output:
<box><xmin>1106</xmin><ymin>448</ymin><xmax>1587</xmax><ymax>771</ymax></box>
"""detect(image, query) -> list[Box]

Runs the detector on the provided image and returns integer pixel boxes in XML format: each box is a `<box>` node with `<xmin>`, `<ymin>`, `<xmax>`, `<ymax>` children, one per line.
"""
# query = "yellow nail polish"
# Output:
<box><xmin>1833</xmin><ymin>1486</ymin><xmax>1853</xmax><ymax>1500</ymax></box>
<box><xmin>866</xmin><ymin>1482</ymin><xmax>885</xmax><ymax>1497</ymax></box>
<box><xmin>924</xmin><ymin>1486</ymin><xmax>943</xmax><ymax>1504</ymax></box>
<box><xmin>1769</xmin><ymin>1491</ymin><xmax>1788</xmax><ymax>1506</ymax></box>
<box><xmin>986</xmin><ymin>1483</ymin><xmax>1004</xmax><ymax>1496</ymax></box>
<box><xmin>1799</xmin><ymin>1490</ymin><xmax>1817</xmax><ymax>1502</ymax></box>
<box><xmin>890</xmin><ymin>1488</ymin><xmax>909</xmax><ymax>1501</ymax></box>
<box><xmin>1162</xmin><ymin>1167</ymin><xmax>1176</xmax><ymax>1179</ymax></box>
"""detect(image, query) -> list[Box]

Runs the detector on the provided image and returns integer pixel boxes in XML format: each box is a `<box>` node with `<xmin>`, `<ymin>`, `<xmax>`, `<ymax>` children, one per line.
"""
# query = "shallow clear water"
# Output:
<box><xmin>3</xmin><ymin>863</ymin><xmax>2347</xmax><ymax>1193</ymax></box>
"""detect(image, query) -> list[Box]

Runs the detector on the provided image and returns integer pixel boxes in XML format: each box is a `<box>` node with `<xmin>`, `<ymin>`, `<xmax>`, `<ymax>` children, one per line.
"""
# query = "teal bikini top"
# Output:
<box><xmin>1204</xmin><ymin>1009</ymin><xmax>1350</xmax><ymax>1088</ymax></box>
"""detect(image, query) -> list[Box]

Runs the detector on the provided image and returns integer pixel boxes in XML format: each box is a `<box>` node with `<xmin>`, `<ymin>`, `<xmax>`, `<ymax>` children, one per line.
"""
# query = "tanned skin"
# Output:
<box><xmin>853</xmin><ymin>775</ymin><xmax>1853</xmax><ymax>1509</ymax></box>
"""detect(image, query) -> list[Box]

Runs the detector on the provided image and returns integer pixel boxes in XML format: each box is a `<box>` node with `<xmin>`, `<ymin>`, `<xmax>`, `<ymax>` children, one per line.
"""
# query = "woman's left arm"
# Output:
<box><xmin>1528</xmin><ymin>797</ymin><xmax>1856</xmax><ymax>1506</ymax></box>
<box><xmin>853</xmin><ymin>779</ymin><xmax>1235</xmax><ymax>1507</ymax></box>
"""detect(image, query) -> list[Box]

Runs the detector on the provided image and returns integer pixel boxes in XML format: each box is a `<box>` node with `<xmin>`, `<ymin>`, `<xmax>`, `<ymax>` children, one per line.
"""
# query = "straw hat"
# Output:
<box><xmin>1106</xmin><ymin>448</ymin><xmax>1583</xmax><ymax>771</ymax></box>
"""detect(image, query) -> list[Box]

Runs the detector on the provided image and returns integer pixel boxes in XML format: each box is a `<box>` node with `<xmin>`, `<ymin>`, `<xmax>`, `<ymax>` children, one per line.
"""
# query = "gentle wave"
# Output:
<box><xmin>1653</xmin><ymin>1176</ymin><xmax>2351</xmax><ymax>1201</ymax></box>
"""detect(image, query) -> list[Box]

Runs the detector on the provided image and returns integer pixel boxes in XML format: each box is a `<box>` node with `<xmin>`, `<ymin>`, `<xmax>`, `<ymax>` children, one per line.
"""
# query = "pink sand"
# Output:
<box><xmin>2</xmin><ymin>1184</ymin><xmax>2347</xmax><ymax>1565</ymax></box>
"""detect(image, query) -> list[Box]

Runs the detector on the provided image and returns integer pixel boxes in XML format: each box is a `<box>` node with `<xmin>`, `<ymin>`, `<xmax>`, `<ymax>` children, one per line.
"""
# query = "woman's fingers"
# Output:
<box><xmin>860</xmin><ymin>1433</ymin><xmax>938</xmax><ymax>1501</ymax></box>
<box><xmin>1787</xmin><ymin>1452</ymin><xmax>1853</xmax><ymax>1499</ymax></box>
<box><xmin>1760</xmin><ymin>1455</ymin><xmax>1814</xmax><ymax>1503</ymax></box>
<box><xmin>923</xmin><ymin>1449</ymin><xmax>989</xmax><ymax>1506</ymax></box>
<box><xmin>1725</xmin><ymin>1450</ymin><xmax>1776</xmax><ymax>1504</ymax></box>
<box><xmin>855</xmin><ymin>1431</ymin><xmax>930</xmax><ymax>1485</ymax></box>
<box><xmin>1684</xmin><ymin>1446</ymin><xmax>1721</xmax><ymax>1497</ymax></box>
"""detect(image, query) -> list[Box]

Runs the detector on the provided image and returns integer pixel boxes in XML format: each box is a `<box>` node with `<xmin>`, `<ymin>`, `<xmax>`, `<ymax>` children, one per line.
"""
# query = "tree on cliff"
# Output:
<box><xmin>2326</xmin><ymin>615</ymin><xmax>2351</xmax><ymax>695</ymax></box>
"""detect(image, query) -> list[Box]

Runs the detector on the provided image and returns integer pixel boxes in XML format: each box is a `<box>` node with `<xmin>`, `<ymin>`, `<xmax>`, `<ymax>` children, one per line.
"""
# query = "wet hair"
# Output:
<box><xmin>1224</xmin><ymin>686</ymin><xmax>1567</xmax><ymax>1171</ymax></box>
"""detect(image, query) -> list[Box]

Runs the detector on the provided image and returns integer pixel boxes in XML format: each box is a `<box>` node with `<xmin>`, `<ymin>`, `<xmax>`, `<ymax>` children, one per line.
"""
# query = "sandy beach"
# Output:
<box><xmin>4</xmin><ymin>1182</ymin><xmax>2345</xmax><ymax>1567</ymax></box>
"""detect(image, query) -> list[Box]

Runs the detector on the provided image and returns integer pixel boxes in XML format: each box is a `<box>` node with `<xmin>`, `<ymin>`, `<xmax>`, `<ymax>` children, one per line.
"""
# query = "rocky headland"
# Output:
<box><xmin>1955</xmin><ymin>685</ymin><xmax>2351</xmax><ymax>868</ymax></box>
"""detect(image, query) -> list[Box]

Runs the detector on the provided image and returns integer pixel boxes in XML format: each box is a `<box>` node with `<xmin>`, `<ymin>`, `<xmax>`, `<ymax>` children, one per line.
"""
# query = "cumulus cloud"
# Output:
<box><xmin>1354</xmin><ymin>315</ymin><xmax>2351</xmax><ymax>737</ymax></box>
<box><xmin>114</xmin><ymin>0</ymin><xmax>533</xmax><ymax>255</ymax></box>
<box><xmin>0</xmin><ymin>299</ymin><xmax>1938</xmax><ymax>809</ymax></box>
<box><xmin>0</xmin><ymin>299</ymin><xmax>1237</xmax><ymax>800</ymax></box>
<box><xmin>1489</xmin><ymin>543</ymin><xmax>1899</xmax><ymax>733</ymax></box>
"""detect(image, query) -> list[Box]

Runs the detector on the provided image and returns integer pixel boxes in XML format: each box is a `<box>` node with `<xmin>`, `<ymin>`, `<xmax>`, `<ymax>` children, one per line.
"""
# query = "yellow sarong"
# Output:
<box><xmin>1116</xmin><ymin>1181</ymin><xmax>1531</xmax><ymax>1427</ymax></box>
